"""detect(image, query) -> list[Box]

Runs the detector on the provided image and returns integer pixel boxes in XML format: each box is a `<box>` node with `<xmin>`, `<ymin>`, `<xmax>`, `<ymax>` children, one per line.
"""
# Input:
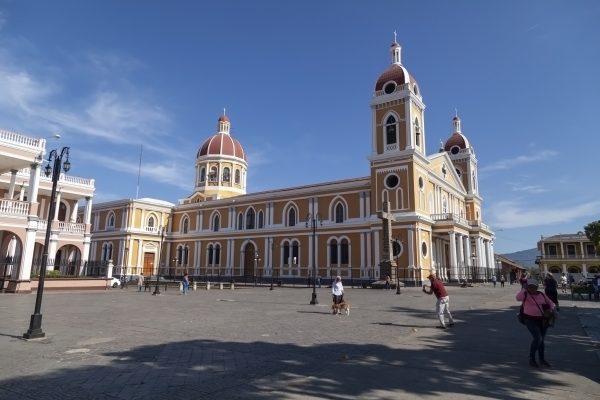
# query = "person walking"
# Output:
<box><xmin>517</xmin><ymin>279</ymin><xmax>556</xmax><ymax>368</ymax></box>
<box><xmin>137</xmin><ymin>273</ymin><xmax>144</xmax><ymax>292</ymax></box>
<box><xmin>182</xmin><ymin>272</ymin><xmax>190</xmax><ymax>295</ymax></box>
<box><xmin>491</xmin><ymin>275</ymin><xmax>497</xmax><ymax>287</ymax></box>
<box><xmin>384</xmin><ymin>275</ymin><xmax>391</xmax><ymax>291</ymax></box>
<box><xmin>543</xmin><ymin>273</ymin><xmax>560</xmax><ymax>311</ymax></box>
<box><xmin>331</xmin><ymin>276</ymin><xmax>344</xmax><ymax>314</ymax></box>
<box><xmin>560</xmin><ymin>273</ymin><xmax>567</xmax><ymax>293</ymax></box>
<box><xmin>423</xmin><ymin>273</ymin><xmax>454</xmax><ymax>329</ymax></box>
<box><xmin>500</xmin><ymin>275</ymin><xmax>506</xmax><ymax>288</ymax></box>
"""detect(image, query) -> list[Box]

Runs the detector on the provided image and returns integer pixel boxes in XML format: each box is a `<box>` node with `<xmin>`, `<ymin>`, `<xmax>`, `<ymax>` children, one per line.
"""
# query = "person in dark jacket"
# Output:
<box><xmin>423</xmin><ymin>273</ymin><xmax>454</xmax><ymax>329</ymax></box>
<box><xmin>543</xmin><ymin>273</ymin><xmax>559</xmax><ymax>311</ymax></box>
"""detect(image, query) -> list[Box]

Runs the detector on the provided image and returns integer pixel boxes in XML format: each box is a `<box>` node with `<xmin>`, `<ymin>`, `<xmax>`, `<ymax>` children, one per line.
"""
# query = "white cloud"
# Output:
<box><xmin>510</xmin><ymin>184</ymin><xmax>548</xmax><ymax>194</ymax></box>
<box><xmin>0</xmin><ymin>66</ymin><xmax>57</xmax><ymax>114</ymax></box>
<box><xmin>480</xmin><ymin>150</ymin><xmax>558</xmax><ymax>173</ymax></box>
<box><xmin>76</xmin><ymin>150</ymin><xmax>190</xmax><ymax>191</ymax></box>
<box><xmin>489</xmin><ymin>200</ymin><xmax>600</xmax><ymax>229</ymax></box>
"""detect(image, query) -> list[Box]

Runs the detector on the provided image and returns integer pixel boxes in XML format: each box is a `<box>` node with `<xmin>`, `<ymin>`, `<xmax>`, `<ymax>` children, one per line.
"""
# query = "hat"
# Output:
<box><xmin>335</xmin><ymin>276</ymin><xmax>341</xmax><ymax>281</ymax></box>
<box><xmin>526</xmin><ymin>279</ymin><xmax>538</xmax><ymax>287</ymax></box>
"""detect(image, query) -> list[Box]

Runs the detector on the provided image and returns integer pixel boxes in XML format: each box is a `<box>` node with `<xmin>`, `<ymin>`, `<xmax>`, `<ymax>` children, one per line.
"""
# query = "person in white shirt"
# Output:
<box><xmin>560</xmin><ymin>273</ymin><xmax>567</xmax><ymax>294</ymax></box>
<box><xmin>331</xmin><ymin>276</ymin><xmax>344</xmax><ymax>312</ymax></box>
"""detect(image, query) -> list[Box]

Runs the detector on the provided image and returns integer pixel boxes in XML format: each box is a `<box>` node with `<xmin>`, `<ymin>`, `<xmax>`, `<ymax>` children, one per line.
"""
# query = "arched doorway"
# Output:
<box><xmin>243</xmin><ymin>243</ymin><xmax>255</xmax><ymax>277</ymax></box>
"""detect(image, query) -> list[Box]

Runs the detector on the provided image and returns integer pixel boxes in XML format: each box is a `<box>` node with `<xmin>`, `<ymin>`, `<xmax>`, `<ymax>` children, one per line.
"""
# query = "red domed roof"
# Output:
<box><xmin>375</xmin><ymin>64</ymin><xmax>416</xmax><ymax>92</ymax></box>
<box><xmin>198</xmin><ymin>133</ymin><xmax>246</xmax><ymax>161</ymax></box>
<box><xmin>444</xmin><ymin>132</ymin><xmax>471</xmax><ymax>152</ymax></box>
<box><xmin>218</xmin><ymin>115</ymin><xmax>230</xmax><ymax>122</ymax></box>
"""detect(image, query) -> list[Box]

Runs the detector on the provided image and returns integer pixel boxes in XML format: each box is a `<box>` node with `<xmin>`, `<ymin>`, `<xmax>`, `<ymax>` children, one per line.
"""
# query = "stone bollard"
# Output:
<box><xmin>230</xmin><ymin>282</ymin><xmax>235</xmax><ymax>290</ymax></box>
<box><xmin>193</xmin><ymin>281</ymin><xmax>197</xmax><ymax>291</ymax></box>
<box><xmin>207</xmin><ymin>282</ymin><xmax>211</xmax><ymax>290</ymax></box>
<box><xmin>219</xmin><ymin>282</ymin><xmax>224</xmax><ymax>290</ymax></box>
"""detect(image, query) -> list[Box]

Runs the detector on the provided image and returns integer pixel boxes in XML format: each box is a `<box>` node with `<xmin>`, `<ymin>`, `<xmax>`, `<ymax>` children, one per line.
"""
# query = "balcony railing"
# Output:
<box><xmin>0</xmin><ymin>128</ymin><xmax>45</xmax><ymax>150</ymax></box>
<box><xmin>0</xmin><ymin>199</ymin><xmax>29</xmax><ymax>216</ymax></box>
<box><xmin>37</xmin><ymin>220</ymin><xmax>85</xmax><ymax>234</ymax></box>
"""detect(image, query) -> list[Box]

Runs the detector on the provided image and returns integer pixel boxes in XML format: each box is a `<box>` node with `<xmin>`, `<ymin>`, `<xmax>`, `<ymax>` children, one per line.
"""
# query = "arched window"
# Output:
<box><xmin>209</xmin><ymin>166</ymin><xmax>218</xmax><ymax>182</ymax></box>
<box><xmin>208</xmin><ymin>245</ymin><xmax>214</xmax><ymax>265</ymax></box>
<box><xmin>212</xmin><ymin>214</ymin><xmax>220</xmax><ymax>232</ymax></box>
<box><xmin>215</xmin><ymin>244</ymin><xmax>221</xmax><ymax>265</ymax></box>
<box><xmin>182</xmin><ymin>217</ymin><xmax>189</xmax><ymax>234</ymax></box>
<box><xmin>102</xmin><ymin>243</ymin><xmax>113</xmax><ymax>262</ymax></box>
<box><xmin>442</xmin><ymin>197</ymin><xmax>448</xmax><ymax>213</ymax></box>
<box><xmin>235</xmin><ymin>169</ymin><xmax>240</xmax><ymax>184</ymax></box>
<box><xmin>222</xmin><ymin>167</ymin><xmax>230</xmax><ymax>182</ymax></box>
<box><xmin>287</xmin><ymin>207</ymin><xmax>296</xmax><ymax>227</ymax></box>
<box><xmin>257</xmin><ymin>210</ymin><xmax>264</xmax><ymax>229</ymax></box>
<box><xmin>385</xmin><ymin>116</ymin><xmax>397</xmax><ymax>145</ymax></box>
<box><xmin>177</xmin><ymin>246</ymin><xmax>183</xmax><ymax>265</ymax></box>
<box><xmin>107</xmin><ymin>213</ymin><xmax>115</xmax><ymax>229</ymax></box>
<box><xmin>335</xmin><ymin>203</ymin><xmax>344</xmax><ymax>223</ymax></box>
<box><xmin>183</xmin><ymin>246</ymin><xmax>189</xmax><ymax>266</ymax></box>
<box><xmin>200</xmin><ymin>167</ymin><xmax>206</xmax><ymax>182</ymax></box>
<box><xmin>330</xmin><ymin>239</ymin><xmax>338</xmax><ymax>264</ymax></box>
<box><xmin>341</xmin><ymin>239</ymin><xmax>349</xmax><ymax>264</ymax></box>
<box><xmin>147</xmin><ymin>216</ymin><xmax>155</xmax><ymax>228</ymax></box>
<box><xmin>238</xmin><ymin>213</ymin><xmax>243</xmax><ymax>230</ymax></box>
<box><xmin>283</xmin><ymin>242</ymin><xmax>290</xmax><ymax>265</ymax></box>
<box><xmin>414</xmin><ymin>118</ymin><xmax>421</xmax><ymax>146</ymax></box>
<box><xmin>292</xmin><ymin>241</ymin><xmax>299</xmax><ymax>264</ymax></box>
<box><xmin>246</xmin><ymin>208</ymin><xmax>255</xmax><ymax>229</ymax></box>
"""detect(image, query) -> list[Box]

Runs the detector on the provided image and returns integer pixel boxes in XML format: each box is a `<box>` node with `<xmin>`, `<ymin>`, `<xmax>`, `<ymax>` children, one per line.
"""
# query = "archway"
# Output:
<box><xmin>243</xmin><ymin>243</ymin><xmax>255</xmax><ymax>277</ymax></box>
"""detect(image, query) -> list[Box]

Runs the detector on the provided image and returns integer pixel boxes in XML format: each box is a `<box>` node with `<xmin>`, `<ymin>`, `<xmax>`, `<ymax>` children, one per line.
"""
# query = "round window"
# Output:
<box><xmin>385</xmin><ymin>174</ymin><xmax>399</xmax><ymax>189</ymax></box>
<box><xmin>413</xmin><ymin>84</ymin><xmax>419</xmax><ymax>95</ymax></box>
<box><xmin>455</xmin><ymin>168</ymin><xmax>462</xmax><ymax>177</ymax></box>
<box><xmin>384</xmin><ymin>83</ymin><xmax>396</xmax><ymax>94</ymax></box>
<box><xmin>451</xmin><ymin>146</ymin><xmax>460</xmax><ymax>155</ymax></box>
<box><xmin>421</xmin><ymin>242</ymin><xmax>428</xmax><ymax>258</ymax></box>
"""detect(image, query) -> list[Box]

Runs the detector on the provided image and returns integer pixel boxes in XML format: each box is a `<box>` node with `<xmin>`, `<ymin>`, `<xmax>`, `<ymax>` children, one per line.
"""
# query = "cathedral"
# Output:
<box><xmin>86</xmin><ymin>38</ymin><xmax>495</xmax><ymax>284</ymax></box>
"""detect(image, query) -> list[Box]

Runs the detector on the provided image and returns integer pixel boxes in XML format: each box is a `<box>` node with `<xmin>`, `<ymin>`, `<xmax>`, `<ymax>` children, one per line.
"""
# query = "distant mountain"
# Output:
<box><xmin>500</xmin><ymin>248</ymin><xmax>538</xmax><ymax>267</ymax></box>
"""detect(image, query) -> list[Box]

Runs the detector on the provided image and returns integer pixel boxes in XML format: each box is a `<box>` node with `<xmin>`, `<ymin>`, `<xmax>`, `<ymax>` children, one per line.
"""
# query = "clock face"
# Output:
<box><xmin>384</xmin><ymin>82</ymin><xmax>396</xmax><ymax>94</ymax></box>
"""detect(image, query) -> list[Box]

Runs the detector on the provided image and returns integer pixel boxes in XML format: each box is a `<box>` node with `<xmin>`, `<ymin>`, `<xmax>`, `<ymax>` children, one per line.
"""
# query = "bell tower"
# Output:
<box><xmin>369</xmin><ymin>37</ymin><xmax>427</xmax><ymax>214</ymax></box>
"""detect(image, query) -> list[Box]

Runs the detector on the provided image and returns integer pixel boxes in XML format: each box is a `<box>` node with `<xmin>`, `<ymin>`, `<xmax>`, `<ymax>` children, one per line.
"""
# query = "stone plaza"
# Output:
<box><xmin>0</xmin><ymin>284</ymin><xmax>599</xmax><ymax>399</ymax></box>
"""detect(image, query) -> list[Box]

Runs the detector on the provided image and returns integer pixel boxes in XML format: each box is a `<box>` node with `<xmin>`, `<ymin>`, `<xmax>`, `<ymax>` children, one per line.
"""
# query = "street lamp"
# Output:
<box><xmin>306</xmin><ymin>213</ymin><xmax>322</xmax><ymax>305</ymax></box>
<box><xmin>23</xmin><ymin>146</ymin><xmax>70</xmax><ymax>339</ymax></box>
<box><xmin>152</xmin><ymin>225</ymin><xmax>166</xmax><ymax>295</ymax></box>
<box><xmin>254</xmin><ymin>252</ymin><xmax>260</xmax><ymax>287</ymax></box>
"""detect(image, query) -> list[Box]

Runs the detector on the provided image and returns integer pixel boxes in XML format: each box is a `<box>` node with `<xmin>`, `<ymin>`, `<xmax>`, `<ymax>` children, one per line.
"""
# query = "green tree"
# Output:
<box><xmin>584</xmin><ymin>220</ymin><xmax>600</xmax><ymax>254</ymax></box>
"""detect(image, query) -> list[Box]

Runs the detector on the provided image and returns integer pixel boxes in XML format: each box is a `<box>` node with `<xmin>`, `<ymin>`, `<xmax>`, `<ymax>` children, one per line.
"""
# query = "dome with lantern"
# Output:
<box><xmin>443</xmin><ymin>115</ymin><xmax>473</xmax><ymax>155</ymax></box>
<box><xmin>197</xmin><ymin>115</ymin><xmax>246</xmax><ymax>161</ymax></box>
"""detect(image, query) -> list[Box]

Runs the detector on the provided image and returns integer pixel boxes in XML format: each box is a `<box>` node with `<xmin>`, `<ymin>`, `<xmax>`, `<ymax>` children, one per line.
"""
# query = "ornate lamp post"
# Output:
<box><xmin>23</xmin><ymin>146</ymin><xmax>70</xmax><ymax>339</ymax></box>
<box><xmin>254</xmin><ymin>252</ymin><xmax>260</xmax><ymax>287</ymax></box>
<box><xmin>152</xmin><ymin>225</ymin><xmax>166</xmax><ymax>295</ymax></box>
<box><xmin>306</xmin><ymin>213</ymin><xmax>322</xmax><ymax>305</ymax></box>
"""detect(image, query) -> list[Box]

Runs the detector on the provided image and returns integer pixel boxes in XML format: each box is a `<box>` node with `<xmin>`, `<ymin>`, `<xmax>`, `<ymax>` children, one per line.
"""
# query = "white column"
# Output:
<box><xmin>449</xmin><ymin>231</ymin><xmax>458</xmax><ymax>280</ymax></box>
<box><xmin>84</xmin><ymin>197</ymin><xmax>93</xmax><ymax>225</ymax></box>
<box><xmin>408</xmin><ymin>227</ymin><xmax>415</xmax><ymax>272</ymax></box>
<box><xmin>360</xmin><ymin>232</ymin><xmax>366</xmax><ymax>277</ymax></box>
<box><xmin>7</xmin><ymin>170</ymin><xmax>17</xmax><ymax>199</ymax></box>
<box><xmin>457</xmin><ymin>234</ymin><xmax>464</xmax><ymax>273</ymax></box>
<box><xmin>53</xmin><ymin>190</ymin><xmax>62</xmax><ymax>221</ymax></box>
<box><xmin>70</xmin><ymin>201</ymin><xmax>79</xmax><ymax>223</ymax></box>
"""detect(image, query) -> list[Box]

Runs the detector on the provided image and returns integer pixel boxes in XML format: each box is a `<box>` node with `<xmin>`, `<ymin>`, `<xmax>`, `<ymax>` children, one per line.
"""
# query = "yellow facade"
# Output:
<box><xmin>86</xmin><ymin>40</ymin><xmax>495</xmax><ymax>283</ymax></box>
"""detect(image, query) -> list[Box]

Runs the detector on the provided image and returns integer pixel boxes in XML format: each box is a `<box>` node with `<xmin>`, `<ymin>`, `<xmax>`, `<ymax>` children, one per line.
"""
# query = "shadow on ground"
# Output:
<box><xmin>0</xmin><ymin>304</ymin><xmax>598</xmax><ymax>399</ymax></box>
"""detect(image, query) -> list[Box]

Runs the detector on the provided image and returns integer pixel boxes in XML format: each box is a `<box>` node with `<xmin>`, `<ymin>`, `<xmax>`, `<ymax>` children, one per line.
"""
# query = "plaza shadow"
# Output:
<box><xmin>0</xmin><ymin>305</ymin><xmax>598</xmax><ymax>400</ymax></box>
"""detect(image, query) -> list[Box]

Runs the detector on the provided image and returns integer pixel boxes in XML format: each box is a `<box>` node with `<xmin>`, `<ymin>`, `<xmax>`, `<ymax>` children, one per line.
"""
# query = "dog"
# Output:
<box><xmin>332</xmin><ymin>301</ymin><xmax>350</xmax><ymax>316</ymax></box>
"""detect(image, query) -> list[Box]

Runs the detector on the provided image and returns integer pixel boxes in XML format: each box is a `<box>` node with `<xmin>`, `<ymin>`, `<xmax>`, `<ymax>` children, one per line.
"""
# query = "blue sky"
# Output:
<box><xmin>1</xmin><ymin>1</ymin><xmax>599</xmax><ymax>254</ymax></box>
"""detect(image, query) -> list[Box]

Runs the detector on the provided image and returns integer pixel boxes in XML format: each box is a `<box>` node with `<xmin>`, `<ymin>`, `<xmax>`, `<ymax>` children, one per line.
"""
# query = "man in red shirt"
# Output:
<box><xmin>423</xmin><ymin>273</ymin><xmax>455</xmax><ymax>329</ymax></box>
